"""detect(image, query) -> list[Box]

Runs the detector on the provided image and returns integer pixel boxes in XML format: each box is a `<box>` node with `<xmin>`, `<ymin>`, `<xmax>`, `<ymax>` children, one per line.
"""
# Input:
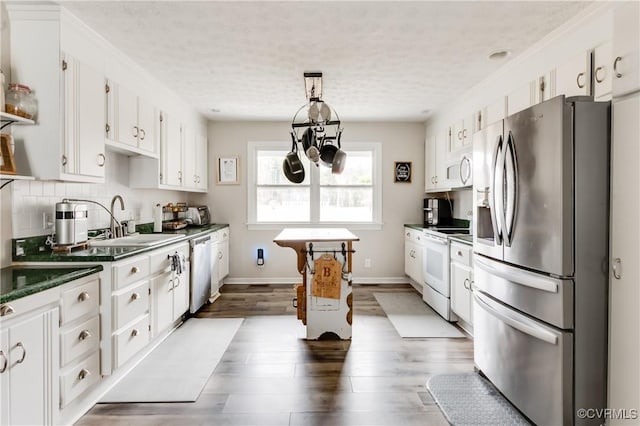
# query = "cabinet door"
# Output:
<box><xmin>151</xmin><ymin>271</ymin><xmax>174</xmax><ymax>335</ymax></box>
<box><xmin>163</xmin><ymin>114</ymin><xmax>183</xmax><ymax>186</ymax></box>
<box><xmin>210</xmin><ymin>240</ymin><xmax>221</xmax><ymax>296</ymax></box>
<box><xmin>172</xmin><ymin>268</ymin><xmax>190</xmax><ymax>320</ymax></box>
<box><xmin>218</xmin><ymin>233</ymin><xmax>230</xmax><ymax>281</ymax></box>
<box><xmin>4</xmin><ymin>309</ymin><xmax>57</xmax><ymax>426</ymax></box>
<box><xmin>424</xmin><ymin>135</ymin><xmax>436</xmax><ymax>191</ymax></box>
<box><xmin>137</xmin><ymin>98</ymin><xmax>156</xmax><ymax>154</ymax></box>
<box><xmin>552</xmin><ymin>51</ymin><xmax>592</xmax><ymax>98</ymax></box>
<box><xmin>182</xmin><ymin>124</ymin><xmax>197</xmax><ymax>189</ymax></box>
<box><xmin>76</xmin><ymin>60</ymin><xmax>106</xmax><ymax>178</ymax></box>
<box><xmin>196</xmin><ymin>134</ymin><xmax>208</xmax><ymax>190</ymax></box>
<box><xmin>450</xmin><ymin>262</ymin><xmax>472</xmax><ymax>323</ymax></box>
<box><xmin>507</xmin><ymin>80</ymin><xmax>535</xmax><ymax>115</ymax></box>
<box><xmin>116</xmin><ymin>85</ymin><xmax>139</xmax><ymax>147</ymax></box>
<box><xmin>433</xmin><ymin>130</ymin><xmax>447</xmax><ymax>188</ymax></box>
<box><xmin>593</xmin><ymin>42</ymin><xmax>613</xmax><ymax>100</ymax></box>
<box><xmin>483</xmin><ymin>96</ymin><xmax>506</xmax><ymax>127</ymax></box>
<box><xmin>608</xmin><ymin>95</ymin><xmax>640</xmax><ymax>420</ymax></box>
<box><xmin>612</xmin><ymin>1</ymin><xmax>640</xmax><ymax>97</ymax></box>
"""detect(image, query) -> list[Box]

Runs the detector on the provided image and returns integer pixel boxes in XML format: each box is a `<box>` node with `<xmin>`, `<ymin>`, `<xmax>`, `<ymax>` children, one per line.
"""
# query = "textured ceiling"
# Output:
<box><xmin>61</xmin><ymin>1</ymin><xmax>592</xmax><ymax>122</ymax></box>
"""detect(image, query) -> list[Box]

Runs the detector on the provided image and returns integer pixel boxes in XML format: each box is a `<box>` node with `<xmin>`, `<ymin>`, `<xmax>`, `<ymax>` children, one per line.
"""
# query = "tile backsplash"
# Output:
<box><xmin>10</xmin><ymin>152</ymin><xmax>189</xmax><ymax>238</ymax></box>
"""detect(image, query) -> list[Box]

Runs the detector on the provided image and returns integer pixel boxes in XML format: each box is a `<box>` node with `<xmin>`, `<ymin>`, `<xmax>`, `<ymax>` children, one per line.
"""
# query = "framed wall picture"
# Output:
<box><xmin>394</xmin><ymin>161</ymin><xmax>411</xmax><ymax>183</ymax></box>
<box><xmin>217</xmin><ymin>156</ymin><xmax>239</xmax><ymax>184</ymax></box>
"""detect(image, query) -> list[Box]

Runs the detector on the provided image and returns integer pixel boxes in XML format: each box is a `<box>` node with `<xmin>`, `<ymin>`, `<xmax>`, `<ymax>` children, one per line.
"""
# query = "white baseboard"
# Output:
<box><xmin>222</xmin><ymin>276</ymin><xmax>410</xmax><ymax>285</ymax></box>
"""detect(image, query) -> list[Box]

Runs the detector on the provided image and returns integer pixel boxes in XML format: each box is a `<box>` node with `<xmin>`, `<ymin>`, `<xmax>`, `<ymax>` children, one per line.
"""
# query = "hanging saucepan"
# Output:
<box><xmin>283</xmin><ymin>137</ymin><xmax>305</xmax><ymax>183</ymax></box>
<box><xmin>301</xmin><ymin>128</ymin><xmax>320</xmax><ymax>163</ymax></box>
<box><xmin>332</xmin><ymin>129</ymin><xmax>347</xmax><ymax>174</ymax></box>
<box><xmin>319</xmin><ymin>137</ymin><xmax>338</xmax><ymax>168</ymax></box>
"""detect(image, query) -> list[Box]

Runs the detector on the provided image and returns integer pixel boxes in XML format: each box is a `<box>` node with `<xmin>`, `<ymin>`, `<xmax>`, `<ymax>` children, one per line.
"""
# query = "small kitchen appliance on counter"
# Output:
<box><xmin>162</xmin><ymin>203</ymin><xmax>188</xmax><ymax>230</ymax></box>
<box><xmin>55</xmin><ymin>201</ymin><xmax>88</xmax><ymax>246</ymax></box>
<box><xmin>424</xmin><ymin>198</ymin><xmax>452</xmax><ymax>226</ymax></box>
<box><xmin>186</xmin><ymin>206</ymin><xmax>211</xmax><ymax>226</ymax></box>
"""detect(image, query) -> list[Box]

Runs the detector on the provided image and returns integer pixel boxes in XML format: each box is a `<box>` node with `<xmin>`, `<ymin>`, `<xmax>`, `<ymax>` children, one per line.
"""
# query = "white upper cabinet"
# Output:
<box><xmin>163</xmin><ymin>112</ymin><xmax>184</xmax><ymax>187</ymax></box>
<box><xmin>106</xmin><ymin>82</ymin><xmax>158</xmax><ymax>157</ymax></box>
<box><xmin>482</xmin><ymin>96</ymin><xmax>507</xmax><ymax>128</ymax></box>
<box><xmin>612</xmin><ymin>1</ymin><xmax>640</xmax><ymax>97</ymax></box>
<box><xmin>8</xmin><ymin>8</ymin><xmax>106</xmax><ymax>183</ymax></box>
<box><xmin>449</xmin><ymin>113</ymin><xmax>475</xmax><ymax>154</ymax></box>
<box><xmin>507</xmin><ymin>80</ymin><xmax>536</xmax><ymax>116</ymax></box>
<box><xmin>550</xmin><ymin>50</ymin><xmax>592</xmax><ymax>98</ymax></box>
<box><xmin>593</xmin><ymin>42</ymin><xmax>613</xmax><ymax>100</ymax></box>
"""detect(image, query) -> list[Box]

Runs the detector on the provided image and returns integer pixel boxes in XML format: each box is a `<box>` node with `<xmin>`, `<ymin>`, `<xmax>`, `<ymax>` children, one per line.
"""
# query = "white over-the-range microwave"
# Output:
<box><xmin>444</xmin><ymin>149</ymin><xmax>473</xmax><ymax>188</ymax></box>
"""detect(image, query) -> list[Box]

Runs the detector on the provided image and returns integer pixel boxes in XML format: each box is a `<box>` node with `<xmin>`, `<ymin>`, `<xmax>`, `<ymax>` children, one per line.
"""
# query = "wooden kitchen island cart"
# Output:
<box><xmin>274</xmin><ymin>228</ymin><xmax>359</xmax><ymax>340</ymax></box>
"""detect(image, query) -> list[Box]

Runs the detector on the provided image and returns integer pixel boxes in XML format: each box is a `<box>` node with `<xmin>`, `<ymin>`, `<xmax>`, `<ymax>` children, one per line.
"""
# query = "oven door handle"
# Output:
<box><xmin>424</xmin><ymin>237</ymin><xmax>448</xmax><ymax>246</ymax></box>
<box><xmin>474</xmin><ymin>256</ymin><xmax>558</xmax><ymax>293</ymax></box>
<box><xmin>474</xmin><ymin>291</ymin><xmax>558</xmax><ymax>345</ymax></box>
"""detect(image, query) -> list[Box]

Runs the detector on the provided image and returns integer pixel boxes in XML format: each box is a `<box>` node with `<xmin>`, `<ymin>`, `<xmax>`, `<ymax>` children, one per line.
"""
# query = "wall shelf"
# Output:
<box><xmin>0</xmin><ymin>111</ymin><xmax>35</xmax><ymax>125</ymax></box>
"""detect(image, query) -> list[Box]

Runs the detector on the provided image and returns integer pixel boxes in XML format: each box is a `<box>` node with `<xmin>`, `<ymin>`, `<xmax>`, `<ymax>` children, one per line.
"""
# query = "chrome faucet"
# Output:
<box><xmin>110</xmin><ymin>195</ymin><xmax>125</xmax><ymax>238</ymax></box>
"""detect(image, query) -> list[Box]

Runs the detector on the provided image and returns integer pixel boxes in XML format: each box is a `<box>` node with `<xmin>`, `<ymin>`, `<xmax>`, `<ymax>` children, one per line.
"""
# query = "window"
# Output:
<box><xmin>248</xmin><ymin>141</ymin><xmax>382</xmax><ymax>229</ymax></box>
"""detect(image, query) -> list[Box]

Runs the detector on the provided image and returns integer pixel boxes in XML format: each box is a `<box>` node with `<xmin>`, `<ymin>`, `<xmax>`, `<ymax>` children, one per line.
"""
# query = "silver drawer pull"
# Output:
<box><xmin>463</xmin><ymin>278</ymin><xmax>471</xmax><ymax>290</ymax></box>
<box><xmin>457</xmin><ymin>250</ymin><xmax>463</xmax><ymax>257</ymax></box>
<box><xmin>0</xmin><ymin>305</ymin><xmax>15</xmax><ymax>317</ymax></box>
<box><xmin>77</xmin><ymin>292</ymin><xmax>90</xmax><ymax>302</ymax></box>
<box><xmin>0</xmin><ymin>351</ymin><xmax>7</xmax><ymax>373</ymax></box>
<box><xmin>131</xmin><ymin>292</ymin><xmax>140</xmax><ymax>301</ymax></box>
<box><xmin>612</xmin><ymin>258</ymin><xmax>622</xmax><ymax>279</ymax></box>
<box><xmin>78</xmin><ymin>369</ymin><xmax>91</xmax><ymax>380</ymax></box>
<box><xmin>78</xmin><ymin>330</ymin><xmax>91</xmax><ymax>341</ymax></box>
<box><xmin>15</xmin><ymin>342</ymin><xmax>26</xmax><ymax>364</ymax></box>
<box><xmin>613</xmin><ymin>56</ymin><xmax>623</xmax><ymax>78</ymax></box>
<box><xmin>131</xmin><ymin>329</ymin><xmax>139</xmax><ymax>337</ymax></box>
<box><xmin>131</xmin><ymin>266</ymin><xmax>140</xmax><ymax>274</ymax></box>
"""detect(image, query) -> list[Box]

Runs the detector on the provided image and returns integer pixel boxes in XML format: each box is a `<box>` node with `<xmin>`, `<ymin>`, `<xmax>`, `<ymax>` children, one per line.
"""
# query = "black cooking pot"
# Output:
<box><xmin>319</xmin><ymin>140</ymin><xmax>338</xmax><ymax>167</ymax></box>
<box><xmin>282</xmin><ymin>138</ymin><xmax>305</xmax><ymax>183</ymax></box>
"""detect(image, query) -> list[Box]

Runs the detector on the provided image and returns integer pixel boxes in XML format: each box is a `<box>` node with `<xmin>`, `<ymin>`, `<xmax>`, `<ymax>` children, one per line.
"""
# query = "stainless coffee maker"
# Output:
<box><xmin>55</xmin><ymin>201</ymin><xmax>88</xmax><ymax>245</ymax></box>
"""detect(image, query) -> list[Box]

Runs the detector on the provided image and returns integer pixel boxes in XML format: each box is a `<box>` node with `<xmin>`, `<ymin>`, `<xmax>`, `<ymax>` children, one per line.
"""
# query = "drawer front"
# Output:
<box><xmin>61</xmin><ymin>315</ymin><xmax>100</xmax><ymax>366</ymax></box>
<box><xmin>404</xmin><ymin>227</ymin><xmax>422</xmax><ymax>242</ymax></box>
<box><xmin>219</xmin><ymin>228</ymin><xmax>229</xmax><ymax>241</ymax></box>
<box><xmin>473</xmin><ymin>291</ymin><xmax>572</xmax><ymax>426</ymax></box>
<box><xmin>149</xmin><ymin>242</ymin><xmax>189</xmax><ymax>275</ymax></box>
<box><xmin>60</xmin><ymin>351</ymin><xmax>101</xmax><ymax>407</ymax></box>
<box><xmin>450</xmin><ymin>242</ymin><xmax>472</xmax><ymax>267</ymax></box>
<box><xmin>114</xmin><ymin>255</ymin><xmax>150</xmax><ymax>290</ymax></box>
<box><xmin>60</xmin><ymin>278</ymin><xmax>100</xmax><ymax>325</ymax></box>
<box><xmin>113</xmin><ymin>280</ymin><xmax>150</xmax><ymax>330</ymax></box>
<box><xmin>114</xmin><ymin>315</ymin><xmax>150</xmax><ymax>368</ymax></box>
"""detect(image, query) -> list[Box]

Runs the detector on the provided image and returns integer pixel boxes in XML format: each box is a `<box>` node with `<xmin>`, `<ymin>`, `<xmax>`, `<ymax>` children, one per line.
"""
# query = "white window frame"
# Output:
<box><xmin>247</xmin><ymin>141</ymin><xmax>382</xmax><ymax>230</ymax></box>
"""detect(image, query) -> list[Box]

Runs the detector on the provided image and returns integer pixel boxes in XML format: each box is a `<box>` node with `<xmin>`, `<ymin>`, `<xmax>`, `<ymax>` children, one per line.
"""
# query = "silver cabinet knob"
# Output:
<box><xmin>78</xmin><ymin>330</ymin><xmax>91</xmax><ymax>341</ymax></box>
<box><xmin>131</xmin><ymin>266</ymin><xmax>139</xmax><ymax>274</ymax></box>
<box><xmin>131</xmin><ymin>292</ymin><xmax>139</xmax><ymax>301</ymax></box>
<box><xmin>0</xmin><ymin>305</ymin><xmax>15</xmax><ymax>317</ymax></box>
<box><xmin>78</xmin><ymin>368</ymin><xmax>91</xmax><ymax>380</ymax></box>
<box><xmin>77</xmin><ymin>292</ymin><xmax>90</xmax><ymax>302</ymax></box>
<box><xmin>131</xmin><ymin>328</ymin><xmax>139</xmax><ymax>337</ymax></box>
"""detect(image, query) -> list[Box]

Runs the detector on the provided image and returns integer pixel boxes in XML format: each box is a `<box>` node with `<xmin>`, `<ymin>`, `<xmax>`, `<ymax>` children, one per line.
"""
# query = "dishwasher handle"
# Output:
<box><xmin>191</xmin><ymin>235</ymin><xmax>211</xmax><ymax>246</ymax></box>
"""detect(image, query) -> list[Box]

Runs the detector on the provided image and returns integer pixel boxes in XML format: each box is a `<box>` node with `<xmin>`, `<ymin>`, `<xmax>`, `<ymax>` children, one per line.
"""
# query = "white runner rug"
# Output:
<box><xmin>374</xmin><ymin>292</ymin><xmax>465</xmax><ymax>338</ymax></box>
<box><xmin>99</xmin><ymin>317</ymin><xmax>243</xmax><ymax>403</ymax></box>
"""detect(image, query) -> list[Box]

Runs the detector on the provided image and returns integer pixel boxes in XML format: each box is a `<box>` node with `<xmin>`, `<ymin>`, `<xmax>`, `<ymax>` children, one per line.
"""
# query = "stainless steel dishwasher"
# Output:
<box><xmin>190</xmin><ymin>235</ymin><xmax>212</xmax><ymax>313</ymax></box>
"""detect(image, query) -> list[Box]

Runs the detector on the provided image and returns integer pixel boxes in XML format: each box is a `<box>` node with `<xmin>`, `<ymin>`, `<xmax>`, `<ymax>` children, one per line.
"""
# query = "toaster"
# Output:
<box><xmin>186</xmin><ymin>206</ymin><xmax>211</xmax><ymax>226</ymax></box>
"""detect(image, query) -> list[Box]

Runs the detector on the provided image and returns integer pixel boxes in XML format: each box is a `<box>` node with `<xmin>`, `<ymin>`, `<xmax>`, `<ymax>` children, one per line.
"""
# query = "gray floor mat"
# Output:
<box><xmin>427</xmin><ymin>372</ymin><xmax>531</xmax><ymax>425</ymax></box>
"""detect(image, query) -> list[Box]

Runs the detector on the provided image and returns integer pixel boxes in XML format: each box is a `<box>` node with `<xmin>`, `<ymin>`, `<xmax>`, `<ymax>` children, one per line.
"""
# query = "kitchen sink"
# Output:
<box><xmin>88</xmin><ymin>233</ymin><xmax>183</xmax><ymax>247</ymax></box>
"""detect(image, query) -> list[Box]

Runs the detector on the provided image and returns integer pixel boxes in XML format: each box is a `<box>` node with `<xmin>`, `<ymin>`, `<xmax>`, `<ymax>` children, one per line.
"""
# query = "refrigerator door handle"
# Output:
<box><xmin>504</xmin><ymin>132</ymin><xmax>518</xmax><ymax>246</ymax></box>
<box><xmin>474</xmin><ymin>255</ymin><xmax>559</xmax><ymax>293</ymax></box>
<box><xmin>474</xmin><ymin>291</ymin><xmax>559</xmax><ymax>345</ymax></box>
<box><xmin>491</xmin><ymin>134</ymin><xmax>504</xmax><ymax>244</ymax></box>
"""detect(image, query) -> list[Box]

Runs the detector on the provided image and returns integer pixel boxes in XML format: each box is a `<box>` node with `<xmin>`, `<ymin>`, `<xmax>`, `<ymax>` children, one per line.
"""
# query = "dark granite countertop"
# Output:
<box><xmin>13</xmin><ymin>224</ymin><xmax>229</xmax><ymax>263</ymax></box>
<box><xmin>0</xmin><ymin>265</ymin><xmax>104</xmax><ymax>304</ymax></box>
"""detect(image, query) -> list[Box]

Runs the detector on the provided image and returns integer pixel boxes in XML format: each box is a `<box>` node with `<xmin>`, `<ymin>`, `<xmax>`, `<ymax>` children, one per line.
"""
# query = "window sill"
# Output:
<box><xmin>247</xmin><ymin>222</ymin><xmax>383</xmax><ymax>231</ymax></box>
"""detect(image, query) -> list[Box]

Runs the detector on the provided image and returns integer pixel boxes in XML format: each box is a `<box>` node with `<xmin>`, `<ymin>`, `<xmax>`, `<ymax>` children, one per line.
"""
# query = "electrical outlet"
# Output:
<box><xmin>364</xmin><ymin>258</ymin><xmax>371</xmax><ymax>268</ymax></box>
<box><xmin>42</xmin><ymin>212</ymin><xmax>53</xmax><ymax>229</ymax></box>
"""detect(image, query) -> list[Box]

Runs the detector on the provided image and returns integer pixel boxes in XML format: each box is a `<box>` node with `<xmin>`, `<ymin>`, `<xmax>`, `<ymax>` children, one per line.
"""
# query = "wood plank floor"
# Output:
<box><xmin>77</xmin><ymin>284</ymin><xmax>474</xmax><ymax>425</ymax></box>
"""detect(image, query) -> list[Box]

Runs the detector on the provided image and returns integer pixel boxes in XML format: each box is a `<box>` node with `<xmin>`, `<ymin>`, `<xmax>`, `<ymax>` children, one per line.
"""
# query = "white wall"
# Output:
<box><xmin>191</xmin><ymin>121</ymin><xmax>426</xmax><ymax>283</ymax></box>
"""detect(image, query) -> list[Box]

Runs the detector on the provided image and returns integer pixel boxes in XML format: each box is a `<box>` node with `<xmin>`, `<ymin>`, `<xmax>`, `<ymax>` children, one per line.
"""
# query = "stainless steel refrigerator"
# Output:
<box><xmin>472</xmin><ymin>95</ymin><xmax>610</xmax><ymax>426</ymax></box>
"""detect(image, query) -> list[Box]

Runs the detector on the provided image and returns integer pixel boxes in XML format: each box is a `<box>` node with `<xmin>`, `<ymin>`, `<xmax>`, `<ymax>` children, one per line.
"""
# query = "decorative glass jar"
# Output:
<box><xmin>5</xmin><ymin>83</ymin><xmax>37</xmax><ymax>120</ymax></box>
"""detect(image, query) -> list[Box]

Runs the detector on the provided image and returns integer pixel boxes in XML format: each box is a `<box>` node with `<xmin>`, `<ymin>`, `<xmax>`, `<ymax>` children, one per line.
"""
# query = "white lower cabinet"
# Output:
<box><xmin>450</xmin><ymin>241</ymin><xmax>473</xmax><ymax>330</ymax></box>
<box><xmin>217</xmin><ymin>228</ymin><xmax>230</xmax><ymax>283</ymax></box>
<box><xmin>149</xmin><ymin>242</ymin><xmax>190</xmax><ymax>337</ymax></box>
<box><xmin>404</xmin><ymin>227</ymin><xmax>424</xmax><ymax>285</ymax></box>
